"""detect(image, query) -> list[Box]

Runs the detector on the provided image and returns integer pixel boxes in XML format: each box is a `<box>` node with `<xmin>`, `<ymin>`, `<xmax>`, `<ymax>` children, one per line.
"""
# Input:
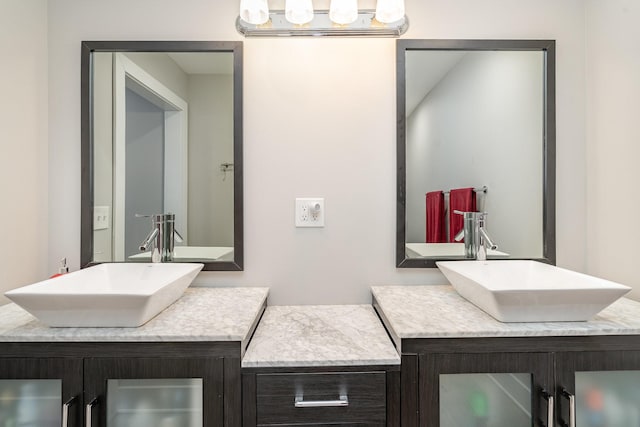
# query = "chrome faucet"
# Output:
<box><xmin>454</xmin><ymin>211</ymin><xmax>498</xmax><ymax>261</ymax></box>
<box><xmin>138</xmin><ymin>213</ymin><xmax>183</xmax><ymax>262</ymax></box>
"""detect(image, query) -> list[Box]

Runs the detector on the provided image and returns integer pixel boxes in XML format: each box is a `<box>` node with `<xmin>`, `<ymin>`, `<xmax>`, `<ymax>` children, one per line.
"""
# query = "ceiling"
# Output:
<box><xmin>405</xmin><ymin>51</ymin><xmax>466</xmax><ymax>117</ymax></box>
<box><xmin>168</xmin><ymin>52</ymin><xmax>233</xmax><ymax>75</ymax></box>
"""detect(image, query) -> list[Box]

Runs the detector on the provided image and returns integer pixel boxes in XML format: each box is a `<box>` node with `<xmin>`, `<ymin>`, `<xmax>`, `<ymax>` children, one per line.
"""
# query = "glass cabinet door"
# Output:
<box><xmin>557</xmin><ymin>351</ymin><xmax>640</xmax><ymax>427</ymax></box>
<box><xmin>84</xmin><ymin>357</ymin><xmax>223</xmax><ymax>427</ymax></box>
<box><xmin>0</xmin><ymin>358</ymin><xmax>83</xmax><ymax>427</ymax></box>
<box><xmin>107</xmin><ymin>378</ymin><xmax>203</xmax><ymax>427</ymax></box>
<box><xmin>440</xmin><ymin>372</ymin><xmax>533</xmax><ymax>426</ymax></box>
<box><xmin>421</xmin><ymin>352</ymin><xmax>553</xmax><ymax>426</ymax></box>
<box><xmin>0</xmin><ymin>379</ymin><xmax>61</xmax><ymax>426</ymax></box>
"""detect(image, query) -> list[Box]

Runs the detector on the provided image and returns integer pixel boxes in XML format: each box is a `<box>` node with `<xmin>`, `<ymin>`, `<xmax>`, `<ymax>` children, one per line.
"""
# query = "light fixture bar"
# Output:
<box><xmin>236</xmin><ymin>10</ymin><xmax>409</xmax><ymax>37</ymax></box>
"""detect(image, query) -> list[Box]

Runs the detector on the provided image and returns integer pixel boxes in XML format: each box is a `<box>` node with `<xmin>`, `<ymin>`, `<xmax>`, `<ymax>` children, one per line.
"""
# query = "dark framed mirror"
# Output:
<box><xmin>396</xmin><ymin>39</ymin><xmax>555</xmax><ymax>268</ymax></box>
<box><xmin>81</xmin><ymin>41</ymin><xmax>243</xmax><ymax>270</ymax></box>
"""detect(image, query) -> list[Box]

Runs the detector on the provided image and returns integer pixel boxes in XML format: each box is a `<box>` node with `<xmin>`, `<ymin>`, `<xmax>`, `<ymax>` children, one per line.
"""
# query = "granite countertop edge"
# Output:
<box><xmin>0</xmin><ymin>286</ymin><xmax>269</xmax><ymax>343</ymax></box>
<box><xmin>241</xmin><ymin>305</ymin><xmax>401</xmax><ymax>369</ymax></box>
<box><xmin>241</xmin><ymin>357</ymin><xmax>401</xmax><ymax>368</ymax></box>
<box><xmin>371</xmin><ymin>285</ymin><xmax>640</xmax><ymax>340</ymax></box>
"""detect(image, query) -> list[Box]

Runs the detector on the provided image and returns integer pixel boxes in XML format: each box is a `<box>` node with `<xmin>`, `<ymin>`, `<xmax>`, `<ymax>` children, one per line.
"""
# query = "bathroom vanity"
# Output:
<box><xmin>0</xmin><ymin>287</ymin><xmax>268</xmax><ymax>427</ymax></box>
<box><xmin>4</xmin><ymin>283</ymin><xmax>640</xmax><ymax>426</ymax></box>
<box><xmin>373</xmin><ymin>285</ymin><xmax>640</xmax><ymax>427</ymax></box>
<box><xmin>241</xmin><ymin>305</ymin><xmax>401</xmax><ymax>427</ymax></box>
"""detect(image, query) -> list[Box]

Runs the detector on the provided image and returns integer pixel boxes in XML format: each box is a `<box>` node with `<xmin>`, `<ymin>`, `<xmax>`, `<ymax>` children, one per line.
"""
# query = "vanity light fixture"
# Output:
<box><xmin>286</xmin><ymin>0</ymin><xmax>314</xmax><ymax>25</ymax></box>
<box><xmin>236</xmin><ymin>0</ymin><xmax>408</xmax><ymax>37</ymax></box>
<box><xmin>329</xmin><ymin>0</ymin><xmax>358</xmax><ymax>25</ymax></box>
<box><xmin>239</xmin><ymin>0</ymin><xmax>270</xmax><ymax>24</ymax></box>
<box><xmin>375</xmin><ymin>0</ymin><xmax>404</xmax><ymax>23</ymax></box>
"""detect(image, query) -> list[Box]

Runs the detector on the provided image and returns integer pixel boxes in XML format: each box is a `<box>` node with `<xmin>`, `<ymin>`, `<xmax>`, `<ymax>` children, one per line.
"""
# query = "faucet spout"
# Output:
<box><xmin>477</xmin><ymin>226</ymin><xmax>497</xmax><ymax>261</ymax></box>
<box><xmin>139</xmin><ymin>228</ymin><xmax>159</xmax><ymax>252</ymax></box>
<box><xmin>455</xmin><ymin>211</ymin><xmax>498</xmax><ymax>260</ymax></box>
<box><xmin>137</xmin><ymin>213</ymin><xmax>178</xmax><ymax>262</ymax></box>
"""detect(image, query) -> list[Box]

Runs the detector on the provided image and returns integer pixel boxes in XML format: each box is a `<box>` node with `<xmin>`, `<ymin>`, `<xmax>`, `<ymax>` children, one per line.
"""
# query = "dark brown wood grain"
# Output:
<box><xmin>256</xmin><ymin>371</ymin><xmax>386</xmax><ymax>426</ymax></box>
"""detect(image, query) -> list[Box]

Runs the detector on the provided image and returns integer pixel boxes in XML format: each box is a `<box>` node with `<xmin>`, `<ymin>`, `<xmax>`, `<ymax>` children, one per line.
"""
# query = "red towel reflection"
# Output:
<box><xmin>425</xmin><ymin>191</ymin><xmax>445</xmax><ymax>243</ymax></box>
<box><xmin>449</xmin><ymin>188</ymin><xmax>477</xmax><ymax>242</ymax></box>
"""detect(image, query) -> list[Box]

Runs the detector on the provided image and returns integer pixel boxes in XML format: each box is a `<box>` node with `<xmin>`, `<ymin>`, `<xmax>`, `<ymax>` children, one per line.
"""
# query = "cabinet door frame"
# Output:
<box><xmin>84</xmin><ymin>356</ymin><xmax>224</xmax><ymax>427</ymax></box>
<box><xmin>556</xmin><ymin>350</ymin><xmax>640</xmax><ymax>427</ymax></box>
<box><xmin>0</xmin><ymin>358</ymin><xmax>83</xmax><ymax>427</ymax></box>
<box><xmin>420</xmin><ymin>352</ymin><xmax>553</xmax><ymax>427</ymax></box>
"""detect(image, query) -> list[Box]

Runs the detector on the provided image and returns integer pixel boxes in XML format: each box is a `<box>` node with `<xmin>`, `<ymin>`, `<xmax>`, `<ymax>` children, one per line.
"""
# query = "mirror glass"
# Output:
<box><xmin>82</xmin><ymin>42</ymin><xmax>243</xmax><ymax>270</ymax></box>
<box><xmin>396</xmin><ymin>40</ymin><xmax>555</xmax><ymax>267</ymax></box>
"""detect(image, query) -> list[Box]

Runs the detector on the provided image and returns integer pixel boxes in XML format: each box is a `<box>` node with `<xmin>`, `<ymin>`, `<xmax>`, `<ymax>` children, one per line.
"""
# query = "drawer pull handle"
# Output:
<box><xmin>62</xmin><ymin>396</ymin><xmax>76</xmax><ymax>427</ymax></box>
<box><xmin>561</xmin><ymin>389</ymin><xmax>576</xmax><ymax>427</ymax></box>
<box><xmin>542</xmin><ymin>389</ymin><xmax>554</xmax><ymax>427</ymax></box>
<box><xmin>86</xmin><ymin>397</ymin><xmax>98</xmax><ymax>427</ymax></box>
<box><xmin>294</xmin><ymin>394</ymin><xmax>349</xmax><ymax>408</ymax></box>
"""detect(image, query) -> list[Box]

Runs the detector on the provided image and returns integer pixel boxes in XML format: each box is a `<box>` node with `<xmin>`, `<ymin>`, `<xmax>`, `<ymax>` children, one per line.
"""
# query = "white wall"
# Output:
<box><xmin>0</xmin><ymin>0</ymin><xmax>48</xmax><ymax>304</ymax></box>
<box><xmin>125</xmin><ymin>53</ymin><xmax>189</xmax><ymax>100</ymax></box>
<box><xmin>586</xmin><ymin>0</ymin><xmax>640</xmax><ymax>298</ymax></box>
<box><xmin>47</xmin><ymin>0</ymin><xmax>587</xmax><ymax>305</ymax></box>
<box><xmin>406</xmin><ymin>51</ymin><xmax>544</xmax><ymax>258</ymax></box>
<box><xmin>188</xmin><ymin>74</ymin><xmax>234</xmax><ymax>247</ymax></box>
<box><xmin>92</xmin><ymin>53</ymin><xmax>113</xmax><ymax>262</ymax></box>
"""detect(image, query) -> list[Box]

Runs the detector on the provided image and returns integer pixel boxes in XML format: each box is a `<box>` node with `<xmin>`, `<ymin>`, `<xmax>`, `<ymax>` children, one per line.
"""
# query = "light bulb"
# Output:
<box><xmin>285</xmin><ymin>0</ymin><xmax>314</xmax><ymax>25</ymax></box>
<box><xmin>239</xmin><ymin>0</ymin><xmax>269</xmax><ymax>25</ymax></box>
<box><xmin>329</xmin><ymin>0</ymin><xmax>358</xmax><ymax>25</ymax></box>
<box><xmin>375</xmin><ymin>0</ymin><xmax>404</xmax><ymax>23</ymax></box>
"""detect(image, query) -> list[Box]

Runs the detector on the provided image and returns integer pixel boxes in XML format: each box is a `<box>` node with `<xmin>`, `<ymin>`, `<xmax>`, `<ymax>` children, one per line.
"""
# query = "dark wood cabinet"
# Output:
<box><xmin>400</xmin><ymin>335</ymin><xmax>640</xmax><ymax>427</ymax></box>
<box><xmin>0</xmin><ymin>342</ymin><xmax>242</xmax><ymax>427</ymax></box>
<box><xmin>0</xmin><ymin>358</ymin><xmax>83</xmax><ymax>427</ymax></box>
<box><xmin>243</xmin><ymin>366</ymin><xmax>400</xmax><ymax>427</ymax></box>
<box><xmin>420</xmin><ymin>352</ymin><xmax>553</xmax><ymax>426</ymax></box>
<box><xmin>84</xmin><ymin>356</ymin><xmax>225</xmax><ymax>427</ymax></box>
<box><xmin>556</xmin><ymin>348</ymin><xmax>640</xmax><ymax>427</ymax></box>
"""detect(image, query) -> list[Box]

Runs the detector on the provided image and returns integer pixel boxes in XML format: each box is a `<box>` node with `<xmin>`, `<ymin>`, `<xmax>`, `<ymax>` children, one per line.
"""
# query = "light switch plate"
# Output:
<box><xmin>94</xmin><ymin>206</ymin><xmax>110</xmax><ymax>230</ymax></box>
<box><xmin>295</xmin><ymin>198</ymin><xmax>325</xmax><ymax>227</ymax></box>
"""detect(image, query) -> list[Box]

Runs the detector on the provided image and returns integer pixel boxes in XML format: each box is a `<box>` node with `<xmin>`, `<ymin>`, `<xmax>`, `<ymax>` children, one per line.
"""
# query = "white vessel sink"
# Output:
<box><xmin>406</xmin><ymin>243</ymin><xmax>509</xmax><ymax>258</ymax></box>
<box><xmin>129</xmin><ymin>246</ymin><xmax>234</xmax><ymax>261</ymax></box>
<box><xmin>436</xmin><ymin>260</ymin><xmax>631</xmax><ymax>322</ymax></box>
<box><xmin>5</xmin><ymin>263</ymin><xmax>204</xmax><ymax>327</ymax></box>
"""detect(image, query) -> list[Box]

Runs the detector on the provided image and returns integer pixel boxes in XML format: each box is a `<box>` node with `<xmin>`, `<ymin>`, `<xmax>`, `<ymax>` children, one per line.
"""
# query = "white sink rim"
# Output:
<box><xmin>436</xmin><ymin>260</ymin><xmax>631</xmax><ymax>322</ymax></box>
<box><xmin>5</xmin><ymin>263</ymin><xmax>204</xmax><ymax>328</ymax></box>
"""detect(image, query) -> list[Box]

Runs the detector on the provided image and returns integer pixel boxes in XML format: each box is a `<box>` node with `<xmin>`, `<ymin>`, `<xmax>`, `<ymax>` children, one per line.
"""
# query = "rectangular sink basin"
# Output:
<box><xmin>5</xmin><ymin>263</ymin><xmax>204</xmax><ymax>327</ymax></box>
<box><xmin>406</xmin><ymin>243</ymin><xmax>509</xmax><ymax>258</ymax></box>
<box><xmin>436</xmin><ymin>260</ymin><xmax>631</xmax><ymax>322</ymax></box>
<box><xmin>129</xmin><ymin>246</ymin><xmax>234</xmax><ymax>261</ymax></box>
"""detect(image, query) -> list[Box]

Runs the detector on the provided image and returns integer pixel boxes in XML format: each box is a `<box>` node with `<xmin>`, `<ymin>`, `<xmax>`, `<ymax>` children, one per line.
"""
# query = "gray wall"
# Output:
<box><xmin>125</xmin><ymin>89</ymin><xmax>165</xmax><ymax>257</ymax></box>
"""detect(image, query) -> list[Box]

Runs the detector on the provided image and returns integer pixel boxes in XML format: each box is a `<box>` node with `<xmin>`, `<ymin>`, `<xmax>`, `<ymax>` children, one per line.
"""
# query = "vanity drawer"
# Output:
<box><xmin>256</xmin><ymin>371</ymin><xmax>386</xmax><ymax>425</ymax></box>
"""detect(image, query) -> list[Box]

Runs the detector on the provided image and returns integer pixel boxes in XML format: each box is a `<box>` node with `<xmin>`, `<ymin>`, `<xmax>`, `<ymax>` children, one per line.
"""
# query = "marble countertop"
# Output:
<box><xmin>372</xmin><ymin>285</ymin><xmax>640</xmax><ymax>340</ymax></box>
<box><xmin>0</xmin><ymin>287</ymin><xmax>268</xmax><ymax>342</ymax></box>
<box><xmin>242</xmin><ymin>305</ymin><xmax>400</xmax><ymax>368</ymax></box>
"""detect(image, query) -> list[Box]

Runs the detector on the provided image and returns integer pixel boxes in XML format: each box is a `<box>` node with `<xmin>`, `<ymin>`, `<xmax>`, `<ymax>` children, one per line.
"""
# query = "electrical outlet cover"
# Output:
<box><xmin>94</xmin><ymin>206</ymin><xmax>110</xmax><ymax>230</ymax></box>
<box><xmin>295</xmin><ymin>198</ymin><xmax>325</xmax><ymax>227</ymax></box>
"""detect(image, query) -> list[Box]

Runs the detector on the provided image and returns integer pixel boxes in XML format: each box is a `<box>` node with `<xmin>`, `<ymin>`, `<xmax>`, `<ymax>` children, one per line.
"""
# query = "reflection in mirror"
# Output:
<box><xmin>396</xmin><ymin>40</ymin><xmax>555</xmax><ymax>267</ymax></box>
<box><xmin>82</xmin><ymin>42</ymin><xmax>243</xmax><ymax>271</ymax></box>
